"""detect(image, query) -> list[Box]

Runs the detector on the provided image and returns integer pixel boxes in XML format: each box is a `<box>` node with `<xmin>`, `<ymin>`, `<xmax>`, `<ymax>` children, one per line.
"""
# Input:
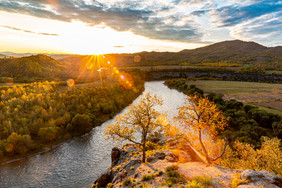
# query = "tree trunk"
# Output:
<box><xmin>199</xmin><ymin>129</ymin><xmax>212</xmax><ymax>164</ymax></box>
<box><xmin>142</xmin><ymin>139</ymin><xmax>146</xmax><ymax>163</ymax></box>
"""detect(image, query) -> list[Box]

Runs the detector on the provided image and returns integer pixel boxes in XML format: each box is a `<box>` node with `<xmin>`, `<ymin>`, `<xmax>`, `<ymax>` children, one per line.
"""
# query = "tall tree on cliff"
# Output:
<box><xmin>104</xmin><ymin>92</ymin><xmax>163</xmax><ymax>163</ymax></box>
<box><xmin>176</xmin><ymin>95</ymin><xmax>229</xmax><ymax>164</ymax></box>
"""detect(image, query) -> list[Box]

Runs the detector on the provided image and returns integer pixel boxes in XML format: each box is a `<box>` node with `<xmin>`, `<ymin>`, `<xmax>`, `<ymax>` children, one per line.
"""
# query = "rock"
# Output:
<box><xmin>211</xmin><ymin>180</ymin><xmax>222</xmax><ymax>188</ymax></box>
<box><xmin>94</xmin><ymin>170</ymin><xmax>113</xmax><ymax>187</ymax></box>
<box><xmin>240</xmin><ymin>170</ymin><xmax>264</xmax><ymax>181</ymax></box>
<box><xmin>124</xmin><ymin>159</ymin><xmax>141</xmax><ymax>170</ymax></box>
<box><xmin>153</xmin><ymin>151</ymin><xmax>166</xmax><ymax>160</ymax></box>
<box><xmin>164</xmin><ymin>150</ymin><xmax>178</xmax><ymax>162</ymax></box>
<box><xmin>147</xmin><ymin>156</ymin><xmax>157</xmax><ymax>163</ymax></box>
<box><xmin>260</xmin><ymin>170</ymin><xmax>282</xmax><ymax>187</ymax></box>
<box><xmin>111</xmin><ymin>147</ymin><xmax>120</xmax><ymax>166</ymax></box>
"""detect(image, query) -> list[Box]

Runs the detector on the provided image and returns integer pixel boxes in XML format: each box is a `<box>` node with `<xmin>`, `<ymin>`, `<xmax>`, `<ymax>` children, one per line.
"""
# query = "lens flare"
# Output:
<box><xmin>67</xmin><ymin>79</ymin><xmax>75</xmax><ymax>88</ymax></box>
<box><xmin>134</xmin><ymin>55</ymin><xmax>141</xmax><ymax>63</ymax></box>
<box><xmin>87</xmin><ymin>63</ymin><xmax>93</xmax><ymax>70</ymax></box>
<box><xmin>118</xmin><ymin>72</ymin><xmax>134</xmax><ymax>90</ymax></box>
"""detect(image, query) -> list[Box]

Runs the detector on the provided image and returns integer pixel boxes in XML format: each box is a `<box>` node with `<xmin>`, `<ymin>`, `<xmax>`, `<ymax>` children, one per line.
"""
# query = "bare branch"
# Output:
<box><xmin>211</xmin><ymin>137</ymin><xmax>228</xmax><ymax>161</ymax></box>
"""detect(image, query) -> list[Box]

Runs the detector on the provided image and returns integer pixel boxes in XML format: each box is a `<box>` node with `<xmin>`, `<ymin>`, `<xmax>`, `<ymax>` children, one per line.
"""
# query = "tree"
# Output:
<box><xmin>176</xmin><ymin>95</ymin><xmax>229</xmax><ymax>164</ymax></box>
<box><xmin>67</xmin><ymin>114</ymin><xmax>92</xmax><ymax>135</ymax></box>
<box><xmin>104</xmin><ymin>92</ymin><xmax>163</xmax><ymax>163</ymax></box>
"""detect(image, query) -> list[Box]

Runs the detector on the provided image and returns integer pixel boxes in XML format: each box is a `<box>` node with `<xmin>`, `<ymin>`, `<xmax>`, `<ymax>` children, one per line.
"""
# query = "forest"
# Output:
<box><xmin>0</xmin><ymin>74</ymin><xmax>144</xmax><ymax>162</ymax></box>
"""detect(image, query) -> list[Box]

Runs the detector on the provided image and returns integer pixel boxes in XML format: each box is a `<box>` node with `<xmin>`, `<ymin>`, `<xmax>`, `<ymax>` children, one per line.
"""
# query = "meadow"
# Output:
<box><xmin>184</xmin><ymin>80</ymin><xmax>281</xmax><ymax>113</ymax></box>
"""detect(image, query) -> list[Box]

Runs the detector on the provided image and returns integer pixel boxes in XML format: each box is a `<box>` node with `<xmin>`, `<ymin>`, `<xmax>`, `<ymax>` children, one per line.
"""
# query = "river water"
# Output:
<box><xmin>0</xmin><ymin>81</ymin><xmax>187</xmax><ymax>188</ymax></box>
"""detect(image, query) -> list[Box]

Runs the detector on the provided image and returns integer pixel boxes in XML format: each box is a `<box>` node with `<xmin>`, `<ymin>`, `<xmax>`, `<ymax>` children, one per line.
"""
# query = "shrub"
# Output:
<box><xmin>122</xmin><ymin>179</ymin><xmax>131</xmax><ymax>186</ymax></box>
<box><xmin>106</xmin><ymin>183</ymin><xmax>114</xmax><ymax>188</ymax></box>
<box><xmin>165</xmin><ymin>165</ymin><xmax>186</xmax><ymax>187</ymax></box>
<box><xmin>221</xmin><ymin>137</ymin><xmax>282</xmax><ymax>176</ymax></box>
<box><xmin>193</xmin><ymin>175</ymin><xmax>213</xmax><ymax>187</ymax></box>
<box><xmin>155</xmin><ymin>170</ymin><xmax>163</xmax><ymax>176</ymax></box>
<box><xmin>230</xmin><ymin>173</ymin><xmax>243</xmax><ymax>188</ymax></box>
<box><xmin>141</xmin><ymin>174</ymin><xmax>155</xmax><ymax>181</ymax></box>
<box><xmin>166</xmin><ymin>164</ymin><xmax>179</xmax><ymax>172</ymax></box>
<box><xmin>186</xmin><ymin>180</ymin><xmax>201</xmax><ymax>188</ymax></box>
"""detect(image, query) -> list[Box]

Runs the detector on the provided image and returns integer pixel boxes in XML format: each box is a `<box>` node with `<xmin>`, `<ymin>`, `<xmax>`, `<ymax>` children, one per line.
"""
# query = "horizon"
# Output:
<box><xmin>1</xmin><ymin>1</ymin><xmax>282</xmax><ymax>54</ymax></box>
<box><xmin>1</xmin><ymin>39</ymin><xmax>281</xmax><ymax>56</ymax></box>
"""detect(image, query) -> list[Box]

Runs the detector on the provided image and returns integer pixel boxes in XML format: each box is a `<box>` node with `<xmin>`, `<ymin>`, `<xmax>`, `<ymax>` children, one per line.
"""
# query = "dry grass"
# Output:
<box><xmin>186</xmin><ymin>80</ymin><xmax>282</xmax><ymax>113</ymax></box>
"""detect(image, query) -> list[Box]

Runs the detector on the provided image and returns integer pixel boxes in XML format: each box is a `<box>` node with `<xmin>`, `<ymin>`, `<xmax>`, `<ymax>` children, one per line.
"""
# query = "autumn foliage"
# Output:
<box><xmin>176</xmin><ymin>95</ymin><xmax>229</xmax><ymax>164</ymax></box>
<box><xmin>104</xmin><ymin>92</ymin><xmax>163</xmax><ymax>162</ymax></box>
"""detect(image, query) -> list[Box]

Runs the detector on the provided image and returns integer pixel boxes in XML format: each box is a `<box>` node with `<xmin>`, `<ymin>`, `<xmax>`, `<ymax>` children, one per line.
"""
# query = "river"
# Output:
<box><xmin>0</xmin><ymin>81</ymin><xmax>187</xmax><ymax>188</ymax></box>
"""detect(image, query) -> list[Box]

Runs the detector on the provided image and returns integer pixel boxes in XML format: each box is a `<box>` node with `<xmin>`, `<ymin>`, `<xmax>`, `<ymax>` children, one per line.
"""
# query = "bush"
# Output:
<box><xmin>122</xmin><ymin>179</ymin><xmax>131</xmax><ymax>186</ymax></box>
<box><xmin>141</xmin><ymin>174</ymin><xmax>155</xmax><ymax>181</ymax></box>
<box><xmin>186</xmin><ymin>180</ymin><xmax>201</xmax><ymax>188</ymax></box>
<box><xmin>155</xmin><ymin>170</ymin><xmax>163</xmax><ymax>176</ymax></box>
<box><xmin>106</xmin><ymin>183</ymin><xmax>114</xmax><ymax>188</ymax></box>
<box><xmin>193</xmin><ymin>175</ymin><xmax>213</xmax><ymax>187</ymax></box>
<box><xmin>166</xmin><ymin>164</ymin><xmax>179</xmax><ymax>172</ymax></box>
<box><xmin>165</xmin><ymin>165</ymin><xmax>186</xmax><ymax>187</ymax></box>
<box><xmin>221</xmin><ymin>137</ymin><xmax>282</xmax><ymax>176</ymax></box>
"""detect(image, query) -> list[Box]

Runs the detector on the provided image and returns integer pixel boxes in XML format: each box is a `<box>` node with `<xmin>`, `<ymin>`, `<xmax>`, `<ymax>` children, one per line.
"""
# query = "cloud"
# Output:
<box><xmin>0</xmin><ymin>25</ymin><xmax>59</xmax><ymax>36</ymax></box>
<box><xmin>0</xmin><ymin>0</ymin><xmax>202</xmax><ymax>42</ymax></box>
<box><xmin>211</xmin><ymin>0</ymin><xmax>282</xmax><ymax>27</ymax></box>
<box><xmin>113</xmin><ymin>46</ymin><xmax>124</xmax><ymax>48</ymax></box>
<box><xmin>230</xmin><ymin>12</ymin><xmax>282</xmax><ymax>46</ymax></box>
<box><xmin>191</xmin><ymin>10</ymin><xmax>208</xmax><ymax>16</ymax></box>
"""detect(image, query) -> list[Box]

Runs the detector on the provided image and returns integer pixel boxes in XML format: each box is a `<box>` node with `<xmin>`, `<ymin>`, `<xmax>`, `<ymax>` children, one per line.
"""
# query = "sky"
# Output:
<box><xmin>0</xmin><ymin>0</ymin><xmax>281</xmax><ymax>54</ymax></box>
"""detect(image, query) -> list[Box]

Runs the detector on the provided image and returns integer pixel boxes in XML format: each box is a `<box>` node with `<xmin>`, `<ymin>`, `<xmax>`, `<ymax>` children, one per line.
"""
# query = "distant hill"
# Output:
<box><xmin>134</xmin><ymin>40</ymin><xmax>282</xmax><ymax>66</ymax></box>
<box><xmin>55</xmin><ymin>40</ymin><xmax>282</xmax><ymax>69</ymax></box>
<box><xmin>0</xmin><ymin>54</ymin><xmax>66</xmax><ymax>78</ymax></box>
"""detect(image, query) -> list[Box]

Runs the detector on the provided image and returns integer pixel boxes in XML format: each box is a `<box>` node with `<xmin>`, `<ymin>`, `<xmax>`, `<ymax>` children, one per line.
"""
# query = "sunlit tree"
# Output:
<box><xmin>176</xmin><ymin>95</ymin><xmax>228</xmax><ymax>164</ymax></box>
<box><xmin>104</xmin><ymin>92</ymin><xmax>163</xmax><ymax>163</ymax></box>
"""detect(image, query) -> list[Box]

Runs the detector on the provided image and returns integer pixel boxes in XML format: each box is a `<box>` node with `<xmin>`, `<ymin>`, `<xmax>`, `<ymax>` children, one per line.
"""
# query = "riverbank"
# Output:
<box><xmin>0</xmin><ymin>77</ymin><xmax>145</xmax><ymax>165</ymax></box>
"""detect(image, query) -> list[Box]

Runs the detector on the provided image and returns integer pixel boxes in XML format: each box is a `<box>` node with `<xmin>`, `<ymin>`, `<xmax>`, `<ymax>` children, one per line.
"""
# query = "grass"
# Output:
<box><xmin>265</xmin><ymin>70</ymin><xmax>282</xmax><ymax>75</ymax></box>
<box><xmin>256</xmin><ymin>105</ymin><xmax>282</xmax><ymax>116</ymax></box>
<box><xmin>185</xmin><ymin>80</ymin><xmax>282</xmax><ymax>106</ymax></box>
<box><xmin>185</xmin><ymin>80</ymin><xmax>281</xmax><ymax>97</ymax></box>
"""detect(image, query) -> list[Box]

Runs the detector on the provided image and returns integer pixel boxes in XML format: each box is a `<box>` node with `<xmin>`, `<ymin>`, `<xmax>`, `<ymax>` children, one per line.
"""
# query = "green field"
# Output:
<box><xmin>256</xmin><ymin>105</ymin><xmax>282</xmax><ymax>116</ymax></box>
<box><xmin>185</xmin><ymin>80</ymin><xmax>282</xmax><ymax>114</ymax></box>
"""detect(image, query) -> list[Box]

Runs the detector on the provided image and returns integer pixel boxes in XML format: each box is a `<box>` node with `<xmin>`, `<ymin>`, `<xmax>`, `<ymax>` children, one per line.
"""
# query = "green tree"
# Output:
<box><xmin>67</xmin><ymin>114</ymin><xmax>92</xmax><ymax>134</ymax></box>
<box><xmin>104</xmin><ymin>92</ymin><xmax>163</xmax><ymax>163</ymax></box>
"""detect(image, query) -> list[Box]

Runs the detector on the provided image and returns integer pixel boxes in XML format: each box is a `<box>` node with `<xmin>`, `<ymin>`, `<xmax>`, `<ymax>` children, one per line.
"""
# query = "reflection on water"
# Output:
<box><xmin>0</xmin><ymin>81</ymin><xmax>187</xmax><ymax>188</ymax></box>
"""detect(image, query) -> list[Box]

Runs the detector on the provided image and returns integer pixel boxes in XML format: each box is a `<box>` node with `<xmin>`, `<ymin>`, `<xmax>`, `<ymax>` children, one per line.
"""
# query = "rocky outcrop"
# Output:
<box><xmin>111</xmin><ymin>147</ymin><xmax>120</xmax><ymax>166</ymax></box>
<box><xmin>238</xmin><ymin>170</ymin><xmax>282</xmax><ymax>188</ymax></box>
<box><xmin>93</xmin><ymin>141</ymin><xmax>281</xmax><ymax>188</ymax></box>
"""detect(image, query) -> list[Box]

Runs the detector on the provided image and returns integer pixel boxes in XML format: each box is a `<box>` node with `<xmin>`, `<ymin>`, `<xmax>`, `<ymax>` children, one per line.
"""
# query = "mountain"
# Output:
<box><xmin>55</xmin><ymin>40</ymin><xmax>282</xmax><ymax>68</ymax></box>
<box><xmin>0</xmin><ymin>54</ymin><xmax>66</xmax><ymax>78</ymax></box>
<box><xmin>139</xmin><ymin>40</ymin><xmax>282</xmax><ymax>65</ymax></box>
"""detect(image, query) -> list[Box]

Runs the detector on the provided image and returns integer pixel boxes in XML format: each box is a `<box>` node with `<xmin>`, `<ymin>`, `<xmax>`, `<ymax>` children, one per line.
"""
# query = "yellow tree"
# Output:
<box><xmin>176</xmin><ymin>95</ymin><xmax>228</xmax><ymax>164</ymax></box>
<box><xmin>104</xmin><ymin>92</ymin><xmax>163</xmax><ymax>163</ymax></box>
